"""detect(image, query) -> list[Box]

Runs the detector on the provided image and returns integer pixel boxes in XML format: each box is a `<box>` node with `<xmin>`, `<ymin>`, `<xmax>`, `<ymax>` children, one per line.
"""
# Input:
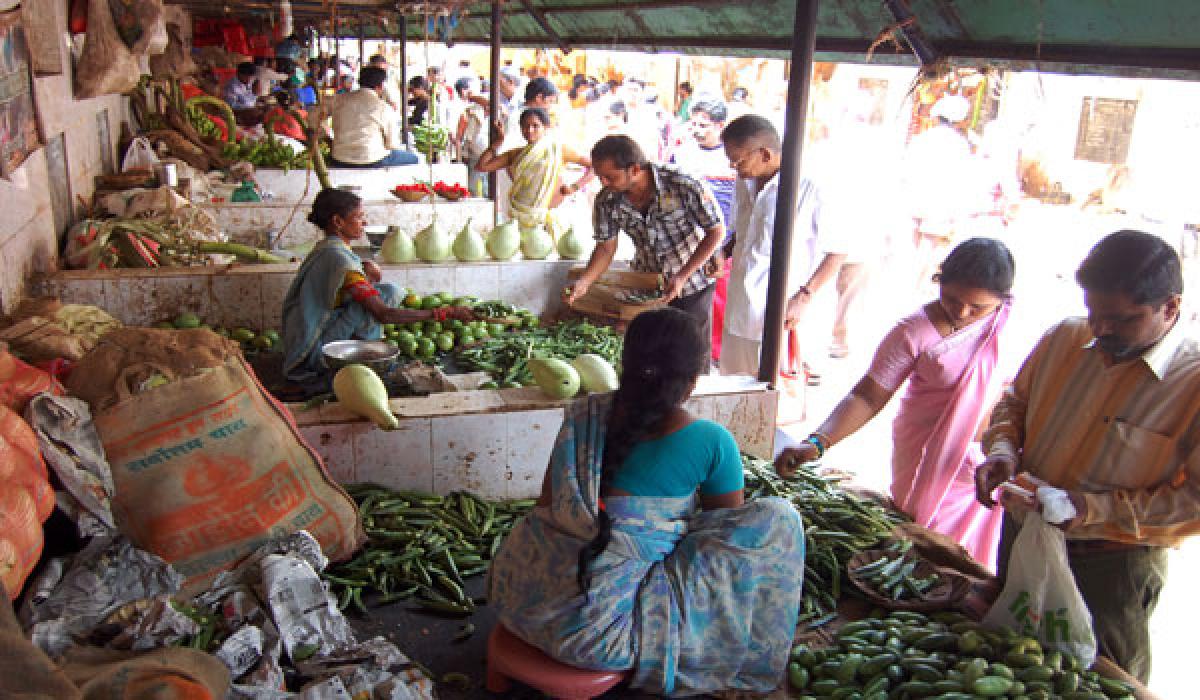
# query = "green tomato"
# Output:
<box><xmin>475</xmin><ymin>327</ymin><xmax>490</xmax><ymax>340</ymax></box>
<box><xmin>416</xmin><ymin>337</ymin><xmax>436</xmax><ymax>358</ymax></box>
<box><xmin>403</xmin><ymin>294</ymin><xmax>423</xmax><ymax>309</ymax></box>
<box><xmin>399</xmin><ymin>337</ymin><xmax>418</xmax><ymax>356</ymax></box>
<box><xmin>488</xmin><ymin>322</ymin><xmax>506</xmax><ymax>337</ymax></box>
<box><xmin>382</xmin><ymin>323</ymin><xmax>397</xmax><ymax>333</ymax></box>
<box><xmin>397</xmin><ymin>330</ymin><xmax>415</xmax><ymax>343</ymax></box>
<box><xmin>424</xmin><ymin>320</ymin><xmax>443</xmax><ymax>335</ymax></box>
<box><xmin>421</xmin><ymin>296</ymin><xmax>442</xmax><ymax>310</ymax></box>
<box><xmin>436</xmin><ymin>332</ymin><xmax>455</xmax><ymax>352</ymax></box>
<box><xmin>406</xmin><ymin>322</ymin><xmax>424</xmax><ymax>334</ymax></box>
<box><xmin>447</xmin><ymin>319</ymin><xmax>464</xmax><ymax>330</ymax></box>
<box><xmin>458</xmin><ymin>332</ymin><xmax>475</xmax><ymax>346</ymax></box>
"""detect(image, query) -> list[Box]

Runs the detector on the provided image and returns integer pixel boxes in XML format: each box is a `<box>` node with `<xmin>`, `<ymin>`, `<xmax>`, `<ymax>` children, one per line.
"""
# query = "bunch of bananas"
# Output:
<box><xmin>221</xmin><ymin>138</ymin><xmax>314</xmax><ymax>170</ymax></box>
<box><xmin>185</xmin><ymin>104</ymin><xmax>224</xmax><ymax>142</ymax></box>
<box><xmin>413</xmin><ymin>122</ymin><xmax>450</xmax><ymax>158</ymax></box>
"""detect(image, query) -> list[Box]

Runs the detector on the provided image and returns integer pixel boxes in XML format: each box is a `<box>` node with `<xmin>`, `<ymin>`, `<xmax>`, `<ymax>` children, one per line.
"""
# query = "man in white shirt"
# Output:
<box><xmin>330</xmin><ymin>66</ymin><xmax>417</xmax><ymax>167</ymax></box>
<box><xmin>367</xmin><ymin>54</ymin><xmax>403</xmax><ymax>111</ymax></box>
<box><xmin>718</xmin><ymin>115</ymin><xmax>847</xmax><ymax>376</ymax></box>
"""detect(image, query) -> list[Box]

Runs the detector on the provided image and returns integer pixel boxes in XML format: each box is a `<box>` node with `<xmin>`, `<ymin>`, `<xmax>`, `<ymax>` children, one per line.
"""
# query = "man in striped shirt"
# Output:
<box><xmin>568</xmin><ymin>135</ymin><xmax>726</xmax><ymax>350</ymax></box>
<box><xmin>977</xmin><ymin>230</ymin><xmax>1198</xmax><ymax>682</ymax></box>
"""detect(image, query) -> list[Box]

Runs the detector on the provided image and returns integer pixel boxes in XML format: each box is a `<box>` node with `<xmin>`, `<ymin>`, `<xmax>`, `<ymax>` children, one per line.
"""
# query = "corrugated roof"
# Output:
<box><xmin>176</xmin><ymin>0</ymin><xmax>1200</xmax><ymax>76</ymax></box>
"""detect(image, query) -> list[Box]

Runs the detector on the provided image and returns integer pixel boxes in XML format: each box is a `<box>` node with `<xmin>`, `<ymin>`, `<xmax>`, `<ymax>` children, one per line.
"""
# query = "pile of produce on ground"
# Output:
<box><xmin>453</xmin><ymin>318</ymin><xmax>622</xmax><ymax>389</ymax></box>
<box><xmin>742</xmin><ymin>455</ymin><xmax>908</xmax><ymax>628</ymax></box>
<box><xmin>789</xmin><ymin>609</ymin><xmax>1135</xmax><ymax>700</ymax></box>
<box><xmin>153</xmin><ymin>312</ymin><xmax>280</xmax><ymax>354</ymax></box>
<box><xmin>322</xmin><ymin>484</ymin><xmax>536</xmax><ymax>633</ymax></box>
<box><xmin>68</xmin><ymin>216</ymin><xmax>284</xmax><ymax>269</ymax></box>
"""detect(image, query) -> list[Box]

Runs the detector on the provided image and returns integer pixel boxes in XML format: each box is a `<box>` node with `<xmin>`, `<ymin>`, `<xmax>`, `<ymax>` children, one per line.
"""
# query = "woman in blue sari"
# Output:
<box><xmin>489</xmin><ymin>308</ymin><xmax>806</xmax><ymax>696</ymax></box>
<box><xmin>281</xmin><ymin>188</ymin><xmax>472</xmax><ymax>384</ymax></box>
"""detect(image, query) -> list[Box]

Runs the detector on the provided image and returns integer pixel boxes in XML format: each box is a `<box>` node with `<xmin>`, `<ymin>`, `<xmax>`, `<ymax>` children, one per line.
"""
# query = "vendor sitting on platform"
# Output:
<box><xmin>281</xmin><ymin>189</ymin><xmax>472</xmax><ymax>384</ymax></box>
<box><xmin>488</xmin><ymin>307</ymin><xmax>806</xmax><ymax>696</ymax></box>
<box><xmin>329</xmin><ymin>66</ymin><xmax>418</xmax><ymax>168</ymax></box>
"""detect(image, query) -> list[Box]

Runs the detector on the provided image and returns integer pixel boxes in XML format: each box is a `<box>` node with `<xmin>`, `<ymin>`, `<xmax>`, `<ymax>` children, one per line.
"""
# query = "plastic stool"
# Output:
<box><xmin>486</xmin><ymin>623</ymin><xmax>629</xmax><ymax>699</ymax></box>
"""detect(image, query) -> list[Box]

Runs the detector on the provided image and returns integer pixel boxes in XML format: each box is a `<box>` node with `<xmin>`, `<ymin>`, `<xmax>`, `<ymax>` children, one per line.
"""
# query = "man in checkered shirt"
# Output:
<box><xmin>566</xmin><ymin>135</ymin><xmax>726</xmax><ymax>348</ymax></box>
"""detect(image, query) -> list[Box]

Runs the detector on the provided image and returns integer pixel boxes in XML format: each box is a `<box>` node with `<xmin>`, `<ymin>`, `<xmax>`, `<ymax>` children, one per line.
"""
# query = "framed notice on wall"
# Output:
<box><xmin>1074</xmin><ymin>97</ymin><xmax>1138</xmax><ymax>164</ymax></box>
<box><xmin>0</xmin><ymin>6</ymin><xmax>41</xmax><ymax>177</ymax></box>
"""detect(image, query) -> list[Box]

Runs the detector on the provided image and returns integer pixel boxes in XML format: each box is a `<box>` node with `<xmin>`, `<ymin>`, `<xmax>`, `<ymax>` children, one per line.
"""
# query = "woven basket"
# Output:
<box><xmin>392</xmin><ymin>189</ymin><xmax>430</xmax><ymax>203</ymax></box>
<box><xmin>846</xmin><ymin>548</ymin><xmax>972</xmax><ymax>612</ymax></box>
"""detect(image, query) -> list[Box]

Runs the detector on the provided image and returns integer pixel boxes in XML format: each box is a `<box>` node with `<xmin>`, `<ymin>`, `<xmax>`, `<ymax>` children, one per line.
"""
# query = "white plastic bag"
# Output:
<box><xmin>121</xmin><ymin>136</ymin><xmax>160</xmax><ymax>172</ymax></box>
<box><xmin>982</xmin><ymin>513</ymin><xmax>1097</xmax><ymax>666</ymax></box>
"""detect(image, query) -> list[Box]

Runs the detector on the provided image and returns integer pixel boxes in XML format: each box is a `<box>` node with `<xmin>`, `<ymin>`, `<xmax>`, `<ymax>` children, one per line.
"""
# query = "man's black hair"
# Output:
<box><xmin>590</xmin><ymin>135</ymin><xmax>647</xmax><ymax>170</ymax></box>
<box><xmin>358</xmin><ymin>66</ymin><xmax>387</xmax><ymax>90</ymax></box>
<box><xmin>524</xmin><ymin>76</ymin><xmax>558</xmax><ymax>103</ymax></box>
<box><xmin>1077</xmin><ymin>230</ymin><xmax>1183</xmax><ymax>305</ymax></box>
<box><xmin>721</xmin><ymin>114</ymin><xmax>781</xmax><ymax>152</ymax></box>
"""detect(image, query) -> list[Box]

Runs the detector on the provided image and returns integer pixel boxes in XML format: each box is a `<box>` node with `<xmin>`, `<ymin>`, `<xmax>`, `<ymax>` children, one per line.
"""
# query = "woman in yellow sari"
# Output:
<box><xmin>476</xmin><ymin>107</ymin><xmax>593</xmax><ymax>229</ymax></box>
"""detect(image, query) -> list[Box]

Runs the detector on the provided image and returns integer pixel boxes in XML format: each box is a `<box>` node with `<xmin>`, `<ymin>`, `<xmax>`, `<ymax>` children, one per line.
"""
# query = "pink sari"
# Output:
<box><xmin>883</xmin><ymin>303</ymin><xmax>1009</xmax><ymax>567</ymax></box>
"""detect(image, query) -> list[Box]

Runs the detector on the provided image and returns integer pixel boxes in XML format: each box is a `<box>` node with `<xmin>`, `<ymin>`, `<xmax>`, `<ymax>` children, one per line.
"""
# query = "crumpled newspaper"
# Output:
<box><xmin>24</xmin><ymin>536</ymin><xmax>183</xmax><ymax>657</ymax></box>
<box><xmin>26</xmin><ymin>394</ymin><xmax>116</xmax><ymax>536</ymax></box>
<box><xmin>88</xmin><ymin>595</ymin><xmax>200</xmax><ymax>650</ymax></box>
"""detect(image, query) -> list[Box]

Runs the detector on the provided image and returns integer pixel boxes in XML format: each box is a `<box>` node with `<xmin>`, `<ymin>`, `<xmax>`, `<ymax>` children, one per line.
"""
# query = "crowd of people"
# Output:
<box><xmin>179</xmin><ymin>39</ymin><xmax>1198</xmax><ymax>692</ymax></box>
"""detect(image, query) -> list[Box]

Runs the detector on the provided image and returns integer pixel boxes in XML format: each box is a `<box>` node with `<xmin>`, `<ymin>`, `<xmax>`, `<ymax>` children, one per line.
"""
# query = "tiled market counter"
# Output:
<box><xmin>290</xmin><ymin>378</ymin><xmax>778</xmax><ymax>500</ymax></box>
<box><xmin>35</xmin><ymin>259</ymin><xmax>577</xmax><ymax>329</ymax></box>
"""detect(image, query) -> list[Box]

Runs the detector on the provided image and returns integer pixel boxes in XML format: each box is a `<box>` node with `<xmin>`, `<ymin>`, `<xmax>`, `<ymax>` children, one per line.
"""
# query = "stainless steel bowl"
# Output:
<box><xmin>321</xmin><ymin>340</ymin><xmax>399</xmax><ymax>374</ymax></box>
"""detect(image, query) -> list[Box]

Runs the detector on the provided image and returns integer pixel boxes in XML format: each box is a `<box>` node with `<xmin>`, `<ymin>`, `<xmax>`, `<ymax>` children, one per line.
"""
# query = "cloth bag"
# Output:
<box><xmin>982</xmin><ymin>513</ymin><xmax>1097</xmax><ymax>666</ymax></box>
<box><xmin>121</xmin><ymin>137</ymin><xmax>160</xmax><ymax>172</ymax></box>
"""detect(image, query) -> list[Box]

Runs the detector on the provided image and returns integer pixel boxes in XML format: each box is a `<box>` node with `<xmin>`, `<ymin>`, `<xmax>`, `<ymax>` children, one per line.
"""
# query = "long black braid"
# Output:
<box><xmin>576</xmin><ymin>308</ymin><xmax>709</xmax><ymax>592</ymax></box>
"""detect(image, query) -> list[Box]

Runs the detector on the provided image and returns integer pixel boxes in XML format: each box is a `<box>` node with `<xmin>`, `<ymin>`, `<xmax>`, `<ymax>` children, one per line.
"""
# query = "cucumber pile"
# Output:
<box><xmin>789</xmin><ymin>610</ymin><xmax>1135</xmax><ymax>700</ymax></box>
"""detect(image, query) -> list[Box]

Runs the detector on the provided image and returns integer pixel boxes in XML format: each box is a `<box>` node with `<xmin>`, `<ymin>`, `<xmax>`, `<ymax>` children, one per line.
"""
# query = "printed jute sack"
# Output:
<box><xmin>982</xmin><ymin>512</ymin><xmax>1097</xmax><ymax>667</ymax></box>
<box><xmin>70</xmin><ymin>329</ymin><xmax>362</xmax><ymax>596</ymax></box>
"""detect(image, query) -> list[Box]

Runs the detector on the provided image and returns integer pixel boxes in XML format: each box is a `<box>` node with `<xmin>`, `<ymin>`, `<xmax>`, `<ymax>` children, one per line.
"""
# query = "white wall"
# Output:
<box><xmin>0</xmin><ymin>0</ymin><xmax>143</xmax><ymax>312</ymax></box>
<box><xmin>1000</xmin><ymin>71</ymin><xmax>1200</xmax><ymax>224</ymax></box>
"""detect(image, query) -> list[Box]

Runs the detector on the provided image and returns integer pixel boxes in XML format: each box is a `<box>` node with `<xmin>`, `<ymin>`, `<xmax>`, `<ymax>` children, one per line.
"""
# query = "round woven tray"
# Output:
<box><xmin>846</xmin><ymin>547</ymin><xmax>972</xmax><ymax>612</ymax></box>
<box><xmin>392</xmin><ymin>189</ymin><xmax>430</xmax><ymax>202</ymax></box>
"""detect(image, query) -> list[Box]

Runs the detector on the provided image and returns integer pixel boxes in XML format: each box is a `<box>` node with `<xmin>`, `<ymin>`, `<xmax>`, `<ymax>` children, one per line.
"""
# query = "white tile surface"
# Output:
<box><xmin>453</xmin><ymin>263</ymin><xmax>501</xmax><ymax>301</ymax></box>
<box><xmin>500</xmin><ymin>263</ymin><xmax>555</xmax><ymax>316</ymax></box>
<box><xmin>505</xmin><ymin>409</ymin><xmax>563</xmax><ymax>498</ymax></box>
<box><xmin>210</xmin><ymin>272</ymin><xmax>264</xmax><ymax>330</ymax></box>
<box><xmin>354</xmin><ymin>418</ymin><xmax>434</xmax><ymax>492</ymax></box>
<box><xmin>711</xmin><ymin>391</ymin><xmax>777</xmax><ymax>460</ymax></box>
<box><xmin>259</xmin><ymin>273</ymin><xmax>294</xmax><ymax>329</ymax></box>
<box><xmin>300</xmin><ymin>423</ymin><xmax>359</xmax><ymax>484</ymax></box>
<box><xmin>431</xmin><ymin>413</ymin><xmax>508</xmax><ymax>496</ymax></box>
<box><xmin>405</xmin><ymin>264</ymin><xmax>455</xmax><ymax>296</ymax></box>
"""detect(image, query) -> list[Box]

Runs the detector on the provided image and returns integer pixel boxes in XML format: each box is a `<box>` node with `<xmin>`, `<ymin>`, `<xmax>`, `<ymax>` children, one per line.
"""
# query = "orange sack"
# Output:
<box><xmin>0</xmin><ymin>349</ymin><xmax>62</xmax><ymax>598</ymax></box>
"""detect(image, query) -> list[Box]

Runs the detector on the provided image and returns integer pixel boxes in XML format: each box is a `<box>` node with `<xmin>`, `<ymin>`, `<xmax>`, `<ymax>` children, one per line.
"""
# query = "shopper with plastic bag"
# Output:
<box><xmin>975</xmin><ymin>230</ymin><xmax>1200</xmax><ymax>683</ymax></box>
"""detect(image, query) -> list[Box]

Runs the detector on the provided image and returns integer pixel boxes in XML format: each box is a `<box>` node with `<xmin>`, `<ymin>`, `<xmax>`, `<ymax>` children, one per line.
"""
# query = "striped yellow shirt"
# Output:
<box><xmin>983</xmin><ymin>317</ymin><xmax>1200</xmax><ymax>547</ymax></box>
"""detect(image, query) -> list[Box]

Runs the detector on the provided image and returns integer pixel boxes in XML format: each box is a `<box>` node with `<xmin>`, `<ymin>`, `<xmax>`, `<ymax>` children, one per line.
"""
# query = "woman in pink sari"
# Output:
<box><xmin>776</xmin><ymin>238</ymin><xmax>1015</xmax><ymax>566</ymax></box>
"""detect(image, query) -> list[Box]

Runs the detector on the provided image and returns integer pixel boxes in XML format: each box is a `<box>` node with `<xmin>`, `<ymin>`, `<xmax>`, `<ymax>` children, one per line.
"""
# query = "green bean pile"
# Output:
<box><xmin>323</xmin><ymin>485</ymin><xmax>535</xmax><ymax>621</ymax></box>
<box><xmin>452</xmin><ymin>320</ymin><xmax>622</xmax><ymax>386</ymax></box>
<box><xmin>742</xmin><ymin>455</ymin><xmax>908</xmax><ymax>628</ymax></box>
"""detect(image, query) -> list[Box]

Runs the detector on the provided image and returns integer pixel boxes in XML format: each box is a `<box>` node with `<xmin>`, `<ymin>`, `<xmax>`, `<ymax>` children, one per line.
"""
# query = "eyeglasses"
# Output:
<box><xmin>728</xmin><ymin>148</ymin><xmax>760</xmax><ymax>170</ymax></box>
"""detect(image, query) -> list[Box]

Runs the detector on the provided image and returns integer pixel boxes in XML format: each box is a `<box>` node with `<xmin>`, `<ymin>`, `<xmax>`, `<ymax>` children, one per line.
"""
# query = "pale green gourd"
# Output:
<box><xmin>380</xmin><ymin>225</ymin><xmax>416</xmax><ymax>263</ymax></box>
<box><xmin>529</xmin><ymin>357</ymin><xmax>581</xmax><ymax>399</ymax></box>
<box><xmin>487</xmin><ymin>220</ymin><xmax>521</xmax><ymax>260</ymax></box>
<box><xmin>333</xmin><ymin>364</ymin><xmax>398</xmax><ymax>430</ymax></box>
<box><xmin>570</xmin><ymin>354</ymin><xmax>619</xmax><ymax>393</ymax></box>
<box><xmin>556</xmin><ymin>225</ymin><xmax>588</xmax><ymax>260</ymax></box>
<box><xmin>414</xmin><ymin>217</ymin><xmax>453</xmax><ymax>262</ymax></box>
<box><xmin>452</xmin><ymin>218</ymin><xmax>487</xmax><ymax>261</ymax></box>
<box><xmin>520</xmin><ymin>224</ymin><xmax>554</xmax><ymax>260</ymax></box>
